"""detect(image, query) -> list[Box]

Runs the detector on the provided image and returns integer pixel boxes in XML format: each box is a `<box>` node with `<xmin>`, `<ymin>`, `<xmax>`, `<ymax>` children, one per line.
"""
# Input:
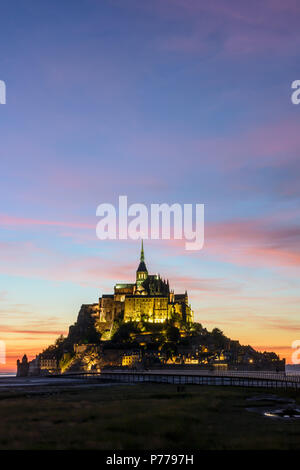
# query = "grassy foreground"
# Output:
<box><xmin>0</xmin><ymin>383</ymin><xmax>300</xmax><ymax>450</ymax></box>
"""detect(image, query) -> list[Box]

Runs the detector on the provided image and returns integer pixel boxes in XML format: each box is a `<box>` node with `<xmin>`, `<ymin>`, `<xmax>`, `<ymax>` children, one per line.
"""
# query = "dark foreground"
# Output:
<box><xmin>0</xmin><ymin>377</ymin><xmax>300</xmax><ymax>450</ymax></box>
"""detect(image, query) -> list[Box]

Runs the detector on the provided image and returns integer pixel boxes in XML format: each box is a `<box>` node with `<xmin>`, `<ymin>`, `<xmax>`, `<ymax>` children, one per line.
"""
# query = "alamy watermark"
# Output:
<box><xmin>0</xmin><ymin>341</ymin><xmax>5</xmax><ymax>364</ymax></box>
<box><xmin>291</xmin><ymin>80</ymin><xmax>300</xmax><ymax>105</ymax></box>
<box><xmin>96</xmin><ymin>196</ymin><xmax>204</xmax><ymax>251</ymax></box>
<box><xmin>291</xmin><ymin>340</ymin><xmax>300</xmax><ymax>364</ymax></box>
<box><xmin>0</xmin><ymin>80</ymin><xmax>6</xmax><ymax>104</ymax></box>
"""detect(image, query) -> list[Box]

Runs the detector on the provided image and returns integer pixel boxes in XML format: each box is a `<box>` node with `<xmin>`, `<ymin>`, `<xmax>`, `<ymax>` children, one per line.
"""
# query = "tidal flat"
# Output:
<box><xmin>0</xmin><ymin>378</ymin><xmax>300</xmax><ymax>450</ymax></box>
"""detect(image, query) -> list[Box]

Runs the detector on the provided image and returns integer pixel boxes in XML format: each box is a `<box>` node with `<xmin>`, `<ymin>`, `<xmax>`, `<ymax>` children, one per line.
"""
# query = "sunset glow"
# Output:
<box><xmin>1</xmin><ymin>0</ymin><xmax>300</xmax><ymax>371</ymax></box>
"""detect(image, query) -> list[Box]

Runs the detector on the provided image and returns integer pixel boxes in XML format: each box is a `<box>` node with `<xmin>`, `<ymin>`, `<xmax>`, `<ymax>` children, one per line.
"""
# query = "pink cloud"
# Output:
<box><xmin>0</xmin><ymin>239</ymin><xmax>137</xmax><ymax>288</ymax></box>
<box><xmin>0</xmin><ymin>214</ymin><xmax>94</xmax><ymax>229</ymax></box>
<box><xmin>205</xmin><ymin>218</ymin><xmax>300</xmax><ymax>268</ymax></box>
<box><xmin>147</xmin><ymin>216</ymin><xmax>300</xmax><ymax>270</ymax></box>
<box><xmin>145</xmin><ymin>219</ymin><xmax>300</xmax><ymax>271</ymax></box>
<box><xmin>166</xmin><ymin>274</ymin><xmax>241</xmax><ymax>295</ymax></box>
<box><xmin>2</xmin><ymin>209</ymin><xmax>300</xmax><ymax>273</ymax></box>
<box><xmin>0</xmin><ymin>325</ymin><xmax>66</xmax><ymax>336</ymax></box>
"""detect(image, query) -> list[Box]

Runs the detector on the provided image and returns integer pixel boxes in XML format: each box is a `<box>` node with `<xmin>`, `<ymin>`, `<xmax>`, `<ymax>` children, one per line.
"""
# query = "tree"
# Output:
<box><xmin>211</xmin><ymin>328</ymin><xmax>225</xmax><ymax>348</ymax></box>
<box><xmin>165</xmin><ymin>325</ymin><xmax>180</xmax><ymax>343</ymax></box>
<box><xmin>188</xmin><ymin>322</ymin><xmax>203</xmax><ymax>336</ymax></box>
<box><xmin>55</xmin><ymin>335</ymin><xmax>65</xmax><ymax>347</ymax></box>
<box><xmin>161</xmin><ymin>342</ymin><xmax>178</xmax><ymax>361</ymax></box>
<box><xmin>111</xmin><ymin>322</ymin><xmax>139</xmax><ymax>343</ymax></box>
<box><xmin>59</xmin><ymin>352</ymin><xmax>74</xmax><ymax>373</ymax></box>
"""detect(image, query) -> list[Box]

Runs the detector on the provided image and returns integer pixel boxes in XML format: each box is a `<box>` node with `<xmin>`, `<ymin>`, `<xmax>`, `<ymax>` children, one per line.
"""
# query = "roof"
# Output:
<box><xmin>174</xmin><ymin>294</ymin><xmax>186</xmax><ymax>300</ymax></box>
<box><xmin>137</xmin><ymin>260</ymin><xmax>148</xmax><ymax>272</ymax></box>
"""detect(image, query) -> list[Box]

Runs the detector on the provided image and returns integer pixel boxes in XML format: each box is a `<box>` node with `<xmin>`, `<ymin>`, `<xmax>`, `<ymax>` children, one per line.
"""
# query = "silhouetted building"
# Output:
<box><xmin>16</xmin><ymin>354</ymin><xmax>29</xmax><ymax>377</ymax></box>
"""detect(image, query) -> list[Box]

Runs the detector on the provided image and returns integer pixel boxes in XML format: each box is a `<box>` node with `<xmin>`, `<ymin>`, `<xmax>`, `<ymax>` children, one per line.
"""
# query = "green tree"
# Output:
<box><xmin>165</xmin><ymin>325</ymin><xmax>180</xmax><ymax>343</ymax></box>
<box><xmin>111</xmin><ymin>322</ymin><xmax>139</xmax><ymax>343</ymax></box>
<box><xmin>59</xmin><ymin>352</ymin><xmax>74</xmax><ymax>373</ymax></box>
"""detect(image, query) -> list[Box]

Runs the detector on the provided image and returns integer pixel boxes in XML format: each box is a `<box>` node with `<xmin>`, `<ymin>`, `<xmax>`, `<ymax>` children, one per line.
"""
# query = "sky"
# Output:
<box><xmin>0</xmin><ymin>0</ymin><xmax>300</xmax><ymax>371</ymax></box>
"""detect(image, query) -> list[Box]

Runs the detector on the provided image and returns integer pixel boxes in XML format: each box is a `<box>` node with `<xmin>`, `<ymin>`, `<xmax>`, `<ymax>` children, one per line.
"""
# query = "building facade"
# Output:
<box><xmin>99</xmin><ymin>242</ymin><xmax>194</xmax><ymax>325</ymax></box>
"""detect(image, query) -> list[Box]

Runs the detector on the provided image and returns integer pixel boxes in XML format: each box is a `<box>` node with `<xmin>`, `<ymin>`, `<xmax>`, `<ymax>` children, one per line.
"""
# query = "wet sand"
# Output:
<box><xmin>0</xmin><ymin>376</ymin><xmax>128</xmax><ymax>395</ymax></box>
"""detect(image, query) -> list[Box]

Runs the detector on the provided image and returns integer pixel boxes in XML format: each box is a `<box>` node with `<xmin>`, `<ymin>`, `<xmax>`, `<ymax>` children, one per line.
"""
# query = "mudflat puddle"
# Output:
<box><xmin>246</xmin><ymin>394</ymin><xmax>300</xmax><ymax>420</ymax></box>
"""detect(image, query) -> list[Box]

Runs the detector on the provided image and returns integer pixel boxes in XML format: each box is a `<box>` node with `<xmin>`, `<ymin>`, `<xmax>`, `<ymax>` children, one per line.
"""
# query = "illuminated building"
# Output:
<box><xmin>121</xmin><ymin>351</ymin><xmax>141</xmax><ymax>367</ymax></box>
<box><xmin>99</xmin><ymin>241</ymin><xmax>194</xmax><ymax>326</ymax></box>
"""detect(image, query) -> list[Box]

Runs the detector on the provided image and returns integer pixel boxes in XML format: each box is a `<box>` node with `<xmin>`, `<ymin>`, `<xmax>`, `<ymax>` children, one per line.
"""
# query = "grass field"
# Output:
<box><xmin>0</xmin><ymin>383</ymin><xmax>300</xmax><ymax>450</ymax></box>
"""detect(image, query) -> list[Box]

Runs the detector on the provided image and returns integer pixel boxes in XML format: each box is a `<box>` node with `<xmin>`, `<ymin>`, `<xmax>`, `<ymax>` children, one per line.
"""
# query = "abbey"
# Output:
<box><xmin>99</xmin><ymin>241</ymin><xmax>193</xmax><ymax>326</ymax></box>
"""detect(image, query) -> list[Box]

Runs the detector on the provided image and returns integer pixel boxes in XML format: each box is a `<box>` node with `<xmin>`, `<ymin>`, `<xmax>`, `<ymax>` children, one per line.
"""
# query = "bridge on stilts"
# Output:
<box><xmin>56</xmin><ymin>369</ymin><xmax>300</xmax><ymax>390</ymax></box>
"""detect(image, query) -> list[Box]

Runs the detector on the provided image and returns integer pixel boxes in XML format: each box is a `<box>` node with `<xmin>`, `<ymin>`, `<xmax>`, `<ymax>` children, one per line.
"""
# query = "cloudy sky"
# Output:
<box><xmin>1</xmin><ymin>0</ymin><xmax>300</xmax><ymax>371</ymax></box>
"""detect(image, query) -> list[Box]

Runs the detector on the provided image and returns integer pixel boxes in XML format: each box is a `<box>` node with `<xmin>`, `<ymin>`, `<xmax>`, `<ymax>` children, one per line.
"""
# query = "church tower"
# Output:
<box><xmin>136</xmin><ymin>240</ymin><xmax>148</xmax><ymax>286</ymax></box>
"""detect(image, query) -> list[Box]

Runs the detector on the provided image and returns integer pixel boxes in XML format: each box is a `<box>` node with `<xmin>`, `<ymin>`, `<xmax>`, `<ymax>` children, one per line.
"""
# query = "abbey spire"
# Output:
<box><xmin>140</xmin><ymin>239</ymin><xmax>145</xmax><ymax>262</ymax></box>
<box><xmin>136</xmin><ymin>240</ymin><xmax>148</xmax><ymax>286</ymax></box>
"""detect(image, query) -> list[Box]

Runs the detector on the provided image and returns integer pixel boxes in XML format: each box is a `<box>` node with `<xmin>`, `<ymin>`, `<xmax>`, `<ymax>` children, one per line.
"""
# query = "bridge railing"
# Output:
<box><xmin>62</xmin><ymin>370</ymin><xmax>300</xmax><ymax>389</ymax></box>
<box><xmin>95</xmin><ymin>368</ymin><xmax>300</xmax><ymax>383</ymax></box>
<box><xmin>98</xmin><ymin>371</ymin><xmax>300</xmax><ymax>389</ymax></box>
<box><xmin>59</xmin><ymin>369</ymin><xmax>300</xmax><ymax>388</ymax></box>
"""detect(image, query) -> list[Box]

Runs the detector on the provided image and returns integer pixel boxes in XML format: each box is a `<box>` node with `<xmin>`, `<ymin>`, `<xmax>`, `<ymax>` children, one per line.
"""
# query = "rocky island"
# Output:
<box><xmin>17</xmin><ymin>243</ymin><xmax>285</xmax><ymax>376</ymax></box>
